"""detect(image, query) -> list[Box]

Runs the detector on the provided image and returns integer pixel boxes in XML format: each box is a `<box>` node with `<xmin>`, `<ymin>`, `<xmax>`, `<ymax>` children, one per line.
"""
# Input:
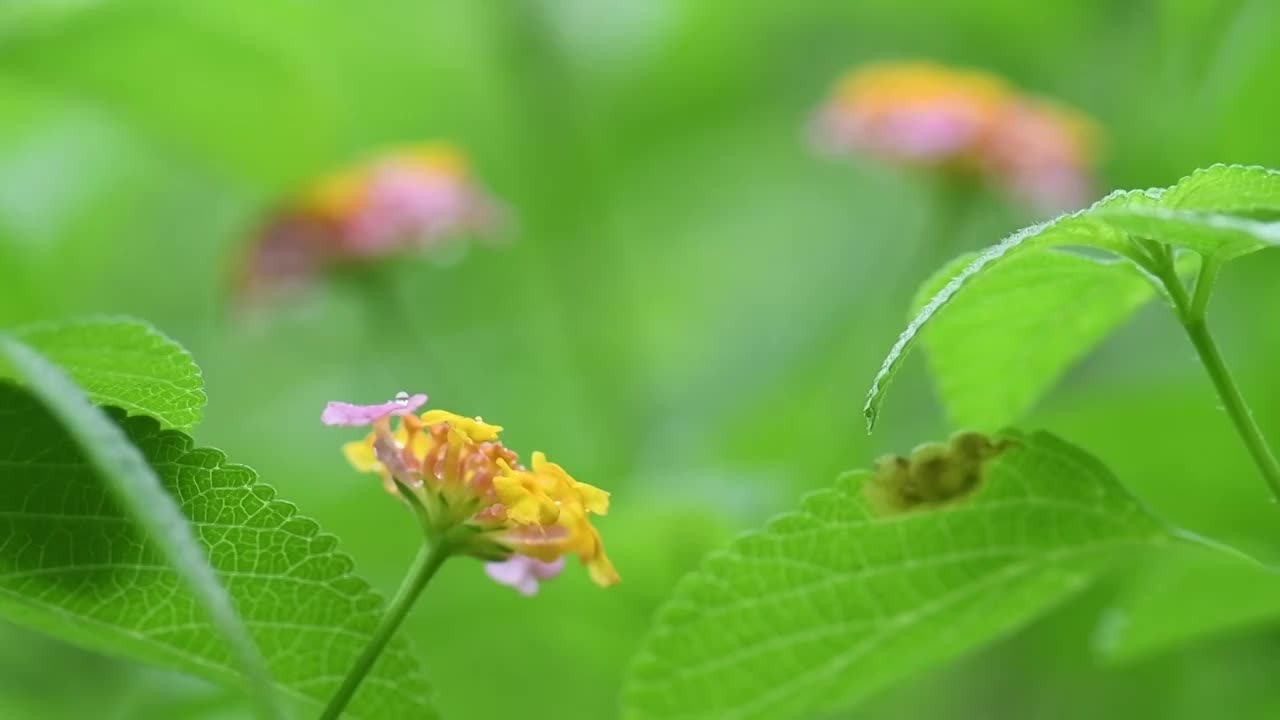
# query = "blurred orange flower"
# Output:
<box><xmin>811</xmin><ymin>61</ymin><xmax>1099</xmax><ymax>212</ymax></box>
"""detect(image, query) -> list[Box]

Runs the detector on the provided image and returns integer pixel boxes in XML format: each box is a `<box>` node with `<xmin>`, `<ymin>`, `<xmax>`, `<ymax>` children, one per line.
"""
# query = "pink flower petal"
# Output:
<box><xmin>321</xmin><ymin>391</ymin><xmax>428</xmax><ymax>426</ymax></box>
<box><xmin>485</xmin><ymin>554</ymin><xmax>565</xmax><ymax>596</ymax></box>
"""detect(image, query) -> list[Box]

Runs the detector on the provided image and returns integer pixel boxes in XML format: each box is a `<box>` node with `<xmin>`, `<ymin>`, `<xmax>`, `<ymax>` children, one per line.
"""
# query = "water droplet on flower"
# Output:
<box><xmin>395</xmin><ymin>391</ymin><xmax>410</xmax><ymax>405</ymax></box>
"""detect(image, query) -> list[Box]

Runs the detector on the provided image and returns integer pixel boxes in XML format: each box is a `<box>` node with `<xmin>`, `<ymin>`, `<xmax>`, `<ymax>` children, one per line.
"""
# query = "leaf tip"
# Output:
<box><xmin>862</xmin><ymin>400</ymin><xmax>878</xmax><ymax>433</ymax></box>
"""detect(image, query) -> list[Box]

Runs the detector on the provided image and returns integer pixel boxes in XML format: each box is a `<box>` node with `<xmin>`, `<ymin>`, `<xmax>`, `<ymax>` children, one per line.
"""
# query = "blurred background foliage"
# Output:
<box><xmin>1</xmin><ymin>0</ymin><xmax>1279</xmax><ymax>718</ymax></box>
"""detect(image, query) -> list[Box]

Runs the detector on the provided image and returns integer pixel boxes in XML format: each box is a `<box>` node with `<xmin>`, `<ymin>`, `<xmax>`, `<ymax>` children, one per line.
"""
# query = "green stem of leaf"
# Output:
<box><xmin>1188</xmin><ymin>255</ymin><xmax>1223</xmax><ymax>322</ymax></box>
<box><xmin>1154</xmin><ymin>256</ymin><xmax>1280</xmax><ymax>503</ymax></box>
<box><xmin>1179</xmin><ymin>316</ymin><xmax>1280</xmax><ymax>501</ymax></box>
<box><xmin>319</xmin><ymin>541</ymin><xmax>451</xmax><ymax>720</ymax></box>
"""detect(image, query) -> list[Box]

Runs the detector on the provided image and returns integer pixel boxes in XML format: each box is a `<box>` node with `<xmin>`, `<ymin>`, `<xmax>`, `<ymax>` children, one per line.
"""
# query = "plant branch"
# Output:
<box><xmin>319</xmin><ymin>541</ymin><xmax>450</xmax><ymax>720</ymax></box>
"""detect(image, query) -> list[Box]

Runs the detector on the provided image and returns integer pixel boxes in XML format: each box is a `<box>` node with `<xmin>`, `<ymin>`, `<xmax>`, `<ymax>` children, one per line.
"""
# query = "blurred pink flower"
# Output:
<box><xmin>811</xmin><ymin>61</ymin><xmax>1009</xmax><ymax>164</ymax></box>
<box><xmin>239</xmin><ymin>142</ymin><xmax>504</xmax><ymax>294</ymax></box>
<box><xmin>485</xmin><ymin>554</ymin><xmax>566</xmax><ymax>595</ymax></box>
<box><xmin>811</xmin><ymin>61</ymin><xmax>1099</xmax><ymax>213</ymax></box>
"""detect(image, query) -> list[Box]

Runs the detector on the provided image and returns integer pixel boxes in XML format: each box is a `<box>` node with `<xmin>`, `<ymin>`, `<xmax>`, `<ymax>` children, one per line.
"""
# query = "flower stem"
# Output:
<box><xmin>1152</xmin><ymin>250</ymin><xmax>1280</xmax><ymax>502</ymax></box>
<box><xmin>319</xmin><ymin>542</ymin><xmax>450</xmax><ymax>720</ymax></box>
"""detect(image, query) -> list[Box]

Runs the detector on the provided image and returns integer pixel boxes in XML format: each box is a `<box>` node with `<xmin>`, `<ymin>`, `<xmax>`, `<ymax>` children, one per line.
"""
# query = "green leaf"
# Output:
<box><xmin>0</xmin><ymin>381</ymin><xmax>436</xmax><ymax>719</ymax></box>
<box><xmin>1095</xmin><ymin>207</ymin><xmax>1280</xmax><ymax>263</ymax></box>
<box><xmin>622</xmin><ymin>431</ymin><xmax>1168</xmax><ymax>720</ymax></box>
<box><xmin>864</xmin><ymin>163</ymin><xmax>1280</xmax><ymax>431</ymax></box>
<box><xmin>0</xmin><ymin>337</ymin><xmax>280</xmax><ymax>719</ymax></box>
<box><xmin>1156</xmin><ymin>164</ymin><xmax>1280</xmax><ymax>215</ymax></box>
<box><xmin>911</xmin><ymin>251</ymin><xmax>1160</xmax><ymax>429</ymax></box>
<box><xmin>1094</xmin><ymin>545</ymin><xmax>1280</xmax><ymax>663</ymax></box>
<box><xmin>3</xmin><ymin>316</ymin><xmax>205</xmax><ymax>431</ymax></box>
<box><xmin>863</xmin><ymin>189</ymin><xmax>1153</xmax><ymax>431</ymax></box>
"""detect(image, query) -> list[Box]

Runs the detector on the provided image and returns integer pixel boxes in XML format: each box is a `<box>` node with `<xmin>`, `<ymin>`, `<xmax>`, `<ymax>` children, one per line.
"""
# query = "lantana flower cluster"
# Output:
<box><xmin>322</xmin><ymin>392</ymin><xmax>618</xmax><ymax>595</ymax></box>
<box><xmin>811</xmin><ymin>60</ymin><xmax>1098</xmax><ymax>212</ymax></box>
<box><xmin>243</xmin><ymin>142</ymin><xmax>502</xmax><ymax>293</ymax></box>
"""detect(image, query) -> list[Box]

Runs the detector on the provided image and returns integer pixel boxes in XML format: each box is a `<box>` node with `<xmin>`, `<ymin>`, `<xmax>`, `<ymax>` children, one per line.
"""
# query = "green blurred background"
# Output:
<box><xmin>2</xmin><ymin>0</ymin><xmax>1279</xmax><ymax>718</ymax></box>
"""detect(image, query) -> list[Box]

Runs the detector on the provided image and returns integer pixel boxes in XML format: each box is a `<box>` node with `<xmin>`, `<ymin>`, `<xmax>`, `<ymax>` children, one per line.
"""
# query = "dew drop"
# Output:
<box><xmin>395</xmin><ymin>391</ymin><xmax>410</xmax><ymax>405</ymax></box>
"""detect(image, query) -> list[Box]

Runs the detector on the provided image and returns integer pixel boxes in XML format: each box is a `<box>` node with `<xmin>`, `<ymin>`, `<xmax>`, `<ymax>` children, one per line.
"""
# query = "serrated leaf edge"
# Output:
<box><xmin>9</xmin><ymin>314</ymin><xmax>208</xmax><ymax>432</ymax></box>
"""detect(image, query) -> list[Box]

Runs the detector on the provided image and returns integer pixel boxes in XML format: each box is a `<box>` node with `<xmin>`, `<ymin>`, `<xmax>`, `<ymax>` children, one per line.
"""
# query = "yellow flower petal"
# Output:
<box><xmin>576</xmin><ymin>484</ymin><xmax>610</xmax><ymax>515</ymax></box>
<box><xmin>569</xmin><ymin>514</ymin><xmax>619</xmax><ymax>587</ymax></box>
<box><xmin>507</xmin><ymin>517</ymin><xmax>619</xmax><ymax>586</ymax></box>
<box><xmin>420</xmin><ymin>409</ymin><xmax>502</xmax><ymax>442</ymax></box>
<box><xmin>493</xmin><ymin>471</ymin><xmax>560</xmax><ymax>525</ymax></box>
<box><xmin>552</xmin><ymin>505</ymin><xmax>619</xmax><ymax>586</ymax></box>
<box><xmin>587</xmin><ymin>549</ymin><xmax>621</xmax><ymax>587</ymax></box>
<box><xmin>342</xmin><ymin>434</ymin><xmax>380</xmax><ymax>473</ymax></box>
<box><xmin>531</xmin><ymin>451</ymin><xmax>609</xmax><ymax>514</ymax></box>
